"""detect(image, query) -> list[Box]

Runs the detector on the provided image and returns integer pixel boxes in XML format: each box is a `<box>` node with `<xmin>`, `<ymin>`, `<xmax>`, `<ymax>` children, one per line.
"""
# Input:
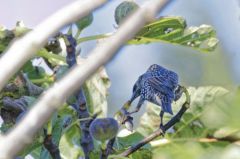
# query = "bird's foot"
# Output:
<box><xmin>119</xmin><ymin>110</ymin><xmax>134</xmax><ymax>132</ymax></box>
<box><xmin>123</xmin><ymin>115</ymin><xmax>134</xmax><ymax>132</ymax></box>
<box><xmin>119</xmin><ymin>108</ymin><xmax>131</xmax><ymax>122</ymax></box>
<box><xmin>159</xmin><ymin>124</ymin><xmax>165</xmax><ymax>136</ymax></box>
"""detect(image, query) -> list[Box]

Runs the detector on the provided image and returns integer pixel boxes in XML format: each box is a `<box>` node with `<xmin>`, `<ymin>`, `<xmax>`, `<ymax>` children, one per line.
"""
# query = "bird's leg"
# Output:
<box><xmin>121</xmin><ymin>100</ymin><xmax>132</xmax><ymax>116</ymax></box>
<box><xmin>159</xmin><ymin>110</ymin><xmax>164</xmax><ymax>130</ymax></box>
<box><xmin>116</xmin><ymin>98</ymin><xmax>143</xmax><ymax>131</ymax></box>
<box><xmin>161</xmin><ymin>86</ymin><xmax>190</xmax><ymax>132</ymax></box>
<box><xmin>122</xmin><ymin>91</ymin><xmax>140</xmax><ymax>114</ymax></box>
<box><xmin>127</xmin><ymin>106</ymin><xmax>140</xmax><ymax>115</ymax></box>
<box><xmin>115</xmin><ymin>100</ymin><xmax>132</xmax><ymax>124</ymax></box>
<box><xmin>127</xmin><ymin>98</ymin><xmax>144</xmax><ymax>115</ymax></box>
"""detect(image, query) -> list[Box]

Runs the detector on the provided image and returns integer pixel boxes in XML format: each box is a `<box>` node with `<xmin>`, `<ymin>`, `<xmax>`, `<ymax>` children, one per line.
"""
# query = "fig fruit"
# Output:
<box><xmin>90</xmin><ymin>118</ymin><xmax>119</xmax><ymax>142</ymax></box>
<box><xmin>114</xmin><ymin>1</ymin><xmax>139</xmax><ymax>25</ymax></box>
<box><xmin>75</xmin><ymin>13</ymin><xmax>93</xmax><ymax>31</ymax></box>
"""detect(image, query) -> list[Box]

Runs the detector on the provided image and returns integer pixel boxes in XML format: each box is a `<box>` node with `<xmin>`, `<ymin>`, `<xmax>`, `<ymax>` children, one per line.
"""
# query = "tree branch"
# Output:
<box><xmin>64</xmin><ymin>34</ymin><xmax>94</xmax><ymax>159</ymax></box>
<box><xmin>43</xmin><ymin>134</ymin><xmax>61</xmax><ymax>159</ymax></box>
<box><xmin>0</xmin><ymin>0</ymin><xmax>174</xmax><ymax>158</ymax></box>
<box><xmin>0</xmin><ymin>0</ymin><xmax>108</xmax><ymax>91</ymax></box>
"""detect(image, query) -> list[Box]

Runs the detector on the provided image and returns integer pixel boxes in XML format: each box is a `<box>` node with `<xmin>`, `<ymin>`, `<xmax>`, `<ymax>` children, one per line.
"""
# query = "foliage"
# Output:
<box><xmin>128</xmin><ymin>17</ymin><xmax>218</xmax><ymax>52</ymax></box>
<box><xmin>1</xmin><ymin>1</ymin><xmax>238</xmax><ymax>159</ymax></box>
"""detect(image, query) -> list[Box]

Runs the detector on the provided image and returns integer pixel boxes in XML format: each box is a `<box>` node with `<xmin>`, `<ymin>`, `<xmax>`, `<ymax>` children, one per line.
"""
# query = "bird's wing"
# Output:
<box><xmin>147</xmin><ymin>77</ymin><xmax>175</xmax><ymax>98</ymax></box>
<box><xmin>161</xmin><ymin>95</ymin><xmax>173</xmax><ymax>114</ymax></box>
<box><xmin>151</xmin><ymin>92</ymin><xmax>173</xmax><ymax>114</ymax></box>
<box><xmin>146</xmin><ymin>64</ymin><xmax>179</xmax><ymax>89</ymax></box>
<box><xmin>147</xmin><ymin>64</ymin><xmax>167</xmax><ymax>74</ymax></box>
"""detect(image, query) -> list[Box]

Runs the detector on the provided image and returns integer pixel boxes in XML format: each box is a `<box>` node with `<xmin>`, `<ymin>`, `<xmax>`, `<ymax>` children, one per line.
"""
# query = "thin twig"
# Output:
<box><xmin>150</xmin><ymin>136</ymin><xmax>240</xmax><ymax>148</ymax></box>
<box><xmin>0</xmin><ymin>0</ymin><xmax>174</xmax><ymax>158</ymax></box>
<box><xmin>77</xmin><ymin>33</ymin><xmax>112</xmax><ymax>44</ymax></box>
<box><xmin>120</xmin><ymin>128</ymin><xmax>164</xmax><ymax>157</ymax></box>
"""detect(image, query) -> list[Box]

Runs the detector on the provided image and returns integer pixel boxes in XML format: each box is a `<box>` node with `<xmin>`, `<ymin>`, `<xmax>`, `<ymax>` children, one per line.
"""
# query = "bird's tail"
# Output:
<box><xmin>161</xmin><ymin>101</ymin><xmax>173</xmax><ymax>115</ymax></box>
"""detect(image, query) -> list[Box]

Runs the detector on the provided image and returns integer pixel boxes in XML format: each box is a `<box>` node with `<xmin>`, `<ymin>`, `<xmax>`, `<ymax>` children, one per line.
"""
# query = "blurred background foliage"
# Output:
<box><xmin>0</xmin><ymin>0</ymin><xmax>240</xmax><ymax>159</ymax></box>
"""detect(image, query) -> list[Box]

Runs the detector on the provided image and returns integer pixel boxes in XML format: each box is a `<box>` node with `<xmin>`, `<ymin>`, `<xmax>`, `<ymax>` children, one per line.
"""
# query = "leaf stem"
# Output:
<box><xmin>36</xmin><ymin>49</ymin><xmax>66</xmax><ymax>63</ymax></box>
<box><xmin>77</xmin><ymin>33</ymin><xmax>113</xmax><ymax>44</ymax></box>
<box><xmin>30</xmin><ymin>77</ymin><xmax>54</xmax><ymax>84</ymax></box>
<box><xmin>67</xmin><ymin>24</ymin><xmax>73</xmax><ymax>35</ymax></box>
<box><xmin>47</xmin><ymin>120</ymin><xmax>52</xmax><ymax>135</ymax></box>
<box><xmin>74</xmin><ymin>29</ymin><xmax>82</xmax><ymax>39</ymax></box>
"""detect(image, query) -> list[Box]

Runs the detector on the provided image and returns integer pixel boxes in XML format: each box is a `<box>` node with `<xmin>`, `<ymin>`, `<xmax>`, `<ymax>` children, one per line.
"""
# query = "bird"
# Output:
<box><xmin>125</xmin><ymin>64</ymin><xmax>184</xmax><ymax>128</ymax></box>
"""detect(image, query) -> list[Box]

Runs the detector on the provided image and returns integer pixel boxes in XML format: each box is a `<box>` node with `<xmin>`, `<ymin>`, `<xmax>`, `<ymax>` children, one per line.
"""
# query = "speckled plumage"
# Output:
<box><xmin>130</xmin><ymin>64</ymin><xmax>183</xmax><ymax>114</ymax></box>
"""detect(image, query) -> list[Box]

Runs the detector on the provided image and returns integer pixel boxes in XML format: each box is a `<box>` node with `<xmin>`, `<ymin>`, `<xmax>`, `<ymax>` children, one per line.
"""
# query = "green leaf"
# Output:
<box><xmin>37</xmin><ymin>48</ymin><xmax>66</xmax><ymax>66</ymax></box>
<box><xmin>201</xmin><ymin>88</ymin><xmax>240</xmax><ymax>130</ymax></box>
<box><xmin>108</xmin><ymin>155</ymin><xmax>129</xmax><ymax>159</ymax></box>
<box><xmin>152</xmin><ymin>141</ymin><xmax>229</xmax><ymax>159</ymax></box>
<box><xmin>51</xmin><ymin>106</ymin><xmax>77</xmax><ymax>146</ymax></box>
<box><xmin>22</xmin><ymin>61</ymin><xmax>47</xmax><ymax>80</ymax></box>
<box><xmin>137</xmin><ymin>86</ymin><xmax>228</xmax><ymax>137</ymax></box>
<box><xmin>83</xmin><ymin>67</ymin><xmax>111</xmax><ymax>117</ymax></box>
<box><xmin>30</xmin><ymin>147</ymin><xmax>43</xmax><ymax>159</ymax></box>
<box><xmin>54</xmin><ymin>65</ymin><xmax>110</xmax><ymax>117</ymax></box>
<box><xmin>59</xmin><ymin>124</ymin><xmax>83</xmax><ymax>159</ymax></box>
<box><xmin>0</xmin><ymin>22</ymin><xmax>30</xmax><ymax>53</ymax></box>
<box><xmin>128</xmin><ymin>16</ymin><xmax>218</xmax><ymax>52</ymax></box>
<box><xmin>130</xmin><ymin>148</ymin><xmax>152</xmax><ymax>159</ymax></box>
<box><xmin>39</xmin><ymin>147</ymin><xmax>51</xmax><ymax>159</ymax></box>
<box><xmin>55</xmin><ymin>65</ymin><xmax>69</xmax><ymax>80</ymax></box>
<box><xmin>115</xmin><ymin>131</ymin><xmax>152</xmax><ymax>159</ymax></box>
<box><xmin>89</xmin><ymin>150</ymin><xmax>101</xmax><ymax>159</ymax></box>
<box><xmin>117</xmin><ymin>131</ymin><xmax>151</xmax><ymax>150</ymax></box>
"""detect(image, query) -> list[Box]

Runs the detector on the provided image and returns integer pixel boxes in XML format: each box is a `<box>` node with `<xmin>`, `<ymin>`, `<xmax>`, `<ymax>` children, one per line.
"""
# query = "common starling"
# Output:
<box><xmin>127</xmin><ymin>64</ymin><xmax>184</xmax><ymax>127</ymax></box>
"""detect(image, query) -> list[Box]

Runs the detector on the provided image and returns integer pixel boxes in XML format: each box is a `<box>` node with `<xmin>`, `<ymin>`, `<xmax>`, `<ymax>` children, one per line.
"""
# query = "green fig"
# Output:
<box><xmin>114</xmin><ymin>1</ymin><xmax>139</xmax><ymax>25</ymax></box>
<box><xmin>75</xmin><ymin>13</ymin><xmax>93</xmax><ymax>31</ymax></box>
<box><xmin>90</xmin><ymin>118</ymin><xmax>119</xmax><ymax>142</ymax></box>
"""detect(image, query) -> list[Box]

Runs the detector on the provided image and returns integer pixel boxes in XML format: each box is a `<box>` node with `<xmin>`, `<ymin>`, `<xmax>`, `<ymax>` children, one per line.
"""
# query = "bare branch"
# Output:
<box><xmin>0</xmin><ymin>0</ymin><xmax>174</xmax><ymax>158</ymax></box>
<box><xmin>0</xmin><ymin>0</ymin><xmax>108</xmax><ymax>91</ymax></box>
<box><xmin>121</xmin><ymin>128</ymin><xmax>164</xmax><ymax>157</ymax></box>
